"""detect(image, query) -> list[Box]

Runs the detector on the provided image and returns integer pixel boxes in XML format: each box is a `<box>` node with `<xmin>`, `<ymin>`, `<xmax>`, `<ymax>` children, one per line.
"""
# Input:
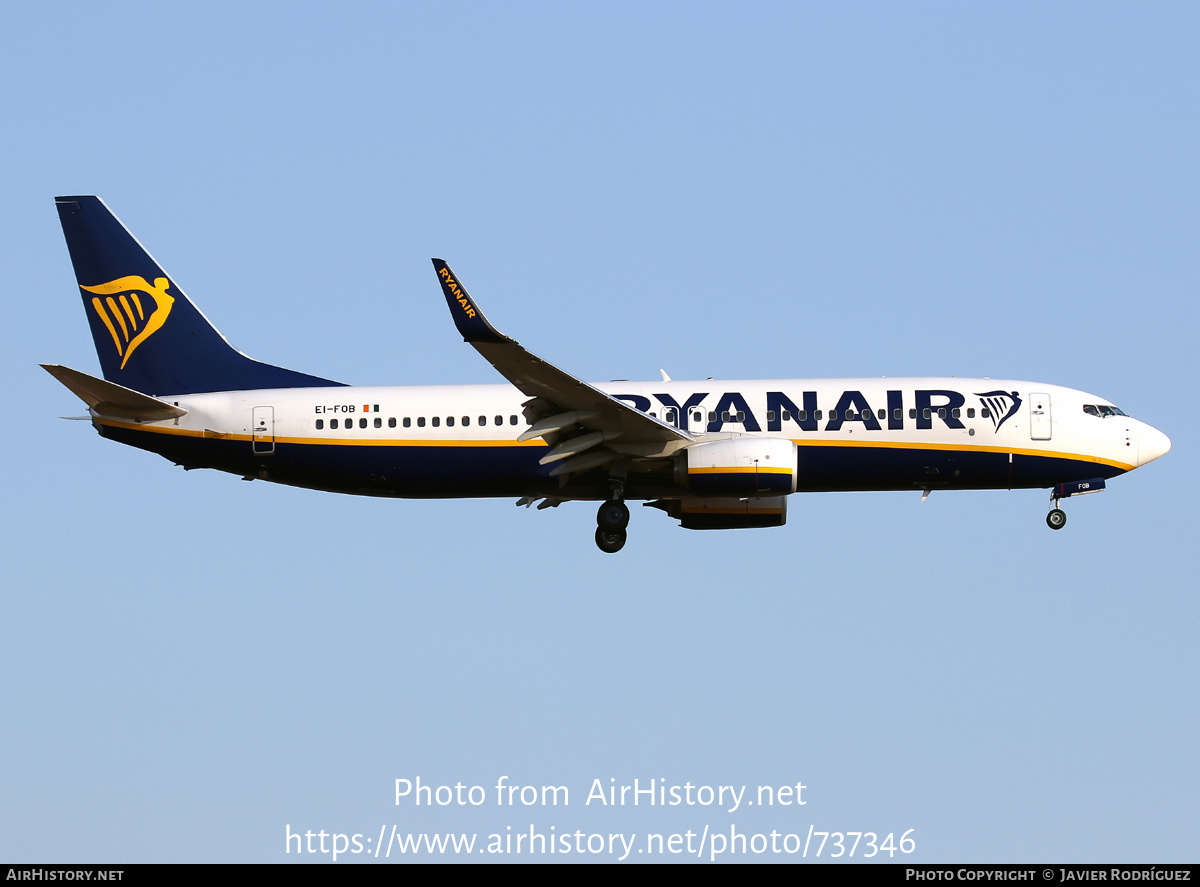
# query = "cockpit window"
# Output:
<box><xmin>1083</xmin><ymin>405</ymin><xmax>1100</xmax><ymax>417</ymax></box>
<box><xmin>1083</xmin><ymin>404</ymin><xmax>1128</xmax><ymax>418</ymax></box>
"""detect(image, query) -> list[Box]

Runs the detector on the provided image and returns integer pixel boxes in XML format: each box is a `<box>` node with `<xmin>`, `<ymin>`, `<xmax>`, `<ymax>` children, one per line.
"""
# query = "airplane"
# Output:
<box><xmin>45</xmin><ymin>196</ymin><xmax>1171</xmax><ymax>553</ymax></box>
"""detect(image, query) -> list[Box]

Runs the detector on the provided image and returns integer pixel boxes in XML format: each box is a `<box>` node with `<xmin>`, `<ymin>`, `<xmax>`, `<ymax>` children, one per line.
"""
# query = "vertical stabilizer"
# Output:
<box><xmin>55</xmin><ymin>196</ymin><xmax>343</xmax><ymax>395</ymax></box>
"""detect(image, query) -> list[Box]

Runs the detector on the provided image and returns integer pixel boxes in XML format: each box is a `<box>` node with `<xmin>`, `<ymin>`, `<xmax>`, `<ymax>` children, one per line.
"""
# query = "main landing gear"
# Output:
<box><xmin>595</xmin><ymin>498</ymin><xmax>630</xmax><ymax>554</ymax></box>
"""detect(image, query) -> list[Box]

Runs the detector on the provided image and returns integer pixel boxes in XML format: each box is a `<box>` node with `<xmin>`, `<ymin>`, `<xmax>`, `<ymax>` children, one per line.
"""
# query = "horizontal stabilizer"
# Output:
<box><xmin>41</xmin><ymin>364</ymin><xmax>187</xmax><ymax>421</ymax></box>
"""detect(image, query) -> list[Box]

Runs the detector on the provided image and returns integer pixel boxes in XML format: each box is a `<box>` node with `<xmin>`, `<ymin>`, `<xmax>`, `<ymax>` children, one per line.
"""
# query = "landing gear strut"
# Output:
<box><xmin>595</xmin><ymin>484</ymin><xmax>630</xmax><ymax>553</ymax></box>
<box><xmin>1045</xmin><ymin>478</ymin><xmax>1105</xmax><ymax>530</ymax></box>
<box><xmin>1047</xmin><ymin>491</ymin><xmax>1067</xmax><ymax>530</ymax></box>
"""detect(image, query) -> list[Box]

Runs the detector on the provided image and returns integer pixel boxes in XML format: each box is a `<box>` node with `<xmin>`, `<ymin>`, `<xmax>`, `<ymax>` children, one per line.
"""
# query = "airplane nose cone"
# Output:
<box><xmin>1138</xmin><ymin>425</ymin><xmax>1171</xmax><ymax>466</ymax></box>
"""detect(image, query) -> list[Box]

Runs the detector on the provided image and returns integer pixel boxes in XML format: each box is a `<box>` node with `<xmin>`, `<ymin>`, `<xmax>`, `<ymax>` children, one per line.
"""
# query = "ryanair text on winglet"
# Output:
<box><xmin>439</xmin><ymin>267</ymin><xmax>476</xmax><ymax>319</ymax></box>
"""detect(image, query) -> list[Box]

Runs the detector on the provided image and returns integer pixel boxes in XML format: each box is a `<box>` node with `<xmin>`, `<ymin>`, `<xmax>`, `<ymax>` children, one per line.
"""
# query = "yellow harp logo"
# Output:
<box><xmin>81</xmin><ymin>276</ymin><xmax>175</xmax><ymax>370</ymax></box>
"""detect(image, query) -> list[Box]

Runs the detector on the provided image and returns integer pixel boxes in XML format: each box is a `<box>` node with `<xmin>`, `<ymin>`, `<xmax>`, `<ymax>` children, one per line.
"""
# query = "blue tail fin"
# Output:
<box><xmin>55</xmin><ymin>196</ymin><xmax>344</xmax><ymax>395</ymax></box>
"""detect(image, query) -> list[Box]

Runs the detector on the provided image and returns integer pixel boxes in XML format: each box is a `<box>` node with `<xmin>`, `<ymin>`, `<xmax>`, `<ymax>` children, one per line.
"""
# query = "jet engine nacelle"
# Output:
<box><xmin>650</xmin><ymin>495</ymin><xmax>788</xmax><ymax>530</ymax></box>
<box><xmin>676</xmin><ymin>437</ymin><xmax>798</xmax><ymax>496</ymax></box>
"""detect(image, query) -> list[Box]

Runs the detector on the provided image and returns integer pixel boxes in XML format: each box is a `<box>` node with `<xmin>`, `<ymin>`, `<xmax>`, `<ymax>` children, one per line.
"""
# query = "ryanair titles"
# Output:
<box><xmin>437</xmin><ymin>266</ymin><xmax>477</xmax><ymax>319</ymax></box>
<box><xmin>610</xmin><ymin>389</ymin><xmax>1023</xmax><ymax>434</ymax></box>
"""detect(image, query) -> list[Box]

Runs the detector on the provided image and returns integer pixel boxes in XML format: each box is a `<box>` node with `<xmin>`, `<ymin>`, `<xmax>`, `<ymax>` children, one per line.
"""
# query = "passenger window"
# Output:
<box><xmin>374</xmin><ymin>417</ymin><xmax>382</xmax><ymax>428</ymax></box>
<box><xmin>721</xmin><ymin>411</ymin><xmax>730</xmax><ymax>422</ymax></box>
<box><xmin>316</xmin><ymin>419</ymin><xmax>324</xmax><ymax>430</ymax></box>
<box><xmin>359</xmin><ymin>418</ymin><xmax>367</xmax><ymax>428</ymax></box>
<box><xmin>495</xmin><ymin>416</ymin><xmax>502</xmax><ymax>426</ymax></box>
<box><xmin>650</xmin><ymin>411</ymin><xmax>657</xmax><ymax>419</ymax></box>
<box><xmin>967</xmin><ymin>408</ymin><xmax>975</xmax><ymax>419</ymax></box>
<box><xmin>708</xmin><ymin>411</ymin><xmax>716</xmax><ymax>422</ymax></box>
<box><xmin>462</xmin><ymin>416</ymin><xmax>470</xmax><ymax>426</ymax></box>
<box><xmin>878</xmin><ymin>409</ymin><xmax>886</xmax><ymax>420</ymax></box>
<box><xmin>923</xmin><ymin>408</ymin><xmax>931</xmax><ymax>419</ymax></box>
<box><xmin>798</xmin><ymin>410</ymin><xmax>807</xmax><ymax>421</ymax></box>
<box><xmin>479</xmin><ymin>416</ymin><xmax>486</xmax><ymax>426</ymax></box>
<box><xmin>404</xmin><ymin>417</ymin><xmax>411</xmax><ymax>428</ymax></box>
<box><xmin>736</xmin><ymin>411</ymin><xmax>745</xmax><ymax>422</ymax></box>
<box><xmin>815</xmin><ymin>410</ymin><xmax>822</xmax><ymax>420</ymax></box>
<box><xmin>665</xmin><ymin>408</ymin><xmax>676</xmax><ymax>425</ymax></box>
<box><xmin>951</xmin><ymin>408</ymin><xmax>960</xmax><ymax>419</ymax></box>
<box><xmin>909</xmin><ymin>409</ymin><xmax>916</xmax><ymax>419</ymax></box>
<box><xmin>782</xmin><ymin>409</ymin><xmax>791</xmax><ymax>421</ymax></box>
<box><xmin>510</xmin><ymin>415</ymin><xmax>518</xmax><ymax>425</ymax></box>
<box><xmin>829</xmin><ymin>410</ymin><xmax>838</xmax><ymax>420</ymax></box>
<box><xmin>447</xmin><ymin>416</ymin><xmax>455</xmax><ymax>427</ymax></box>
<box><xmin>432</xmin><ymin>416</ymin><xmax>440</xmax><ymax>427</ymax></box>
<box><xmin>766</xmin><ymin>410</ymin><xmax>776</xmax><ymax>422</ymax></box>
<box><xmin>693</xmin><ymin>411</ymin><xmax>703</xmax><ymax>423</ymax></box>
<box><xmin>331</xmin><ymin>418</ymin><xmax>339</xmax><ymax>429</ymax></box>
<box><xmin>389</xmin><ymin>418</ymin><xmax>397</xmax><ymax>428</ymax></box>
<box><xmin>981</xmin><ymin>408</ymin><xmax>990</xmax><ymax>419</ymax></box>
<box><xmin>418</xmin><ymin>417</ymin><xmax>426</xmax><ymax>427</ymax></box>
<box><xmin>893</xmin><ymin>409</ymin><xmax>902</xmax><ymax>421</ymax></box>
<box><xmin>937</xmin><ymin>408</ymin><xmax>946</xmax><ymax>419</ymax></box>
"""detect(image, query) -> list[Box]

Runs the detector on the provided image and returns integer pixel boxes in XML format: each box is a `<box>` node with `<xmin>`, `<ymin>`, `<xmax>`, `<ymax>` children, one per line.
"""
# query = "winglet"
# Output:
<box><xmin>431</xmin><ymin>259</ymin><xmax>510</xmax><ymax>344</ymax></box>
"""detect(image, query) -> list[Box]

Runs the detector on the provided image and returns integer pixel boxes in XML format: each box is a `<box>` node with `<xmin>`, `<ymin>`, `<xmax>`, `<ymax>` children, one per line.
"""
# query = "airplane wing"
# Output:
<box><xmin>432</xmin><ymin>259</ymin><xmax>692</xmax><ymax>477</ymax></box>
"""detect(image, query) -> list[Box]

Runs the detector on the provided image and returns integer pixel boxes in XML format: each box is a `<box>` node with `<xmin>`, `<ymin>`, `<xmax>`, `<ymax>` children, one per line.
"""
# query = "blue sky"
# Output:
<box><xmin>2</xmin><ymin>2</ymin><xmax>1196</xmax><ymax>862</ymax></box>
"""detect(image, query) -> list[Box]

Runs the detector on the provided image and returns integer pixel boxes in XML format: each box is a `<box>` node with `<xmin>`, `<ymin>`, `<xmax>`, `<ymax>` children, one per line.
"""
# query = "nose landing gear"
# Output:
<box><xmin>1044</xmin><ymin>478</ymin><xmax>1106</xmax><ymax>530</ymax></box>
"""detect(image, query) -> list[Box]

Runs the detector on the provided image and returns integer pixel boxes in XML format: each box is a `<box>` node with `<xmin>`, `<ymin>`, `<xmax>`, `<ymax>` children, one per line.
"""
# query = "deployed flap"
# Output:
<box><xmin>431</xmin><ymin>259</ymin><xmax>691</xmax><ymax>447</ymax></box>
<box><xmin>41</xmin><ymin>364</ymin><xmax>187</xmax><ymax>421</ymax></box>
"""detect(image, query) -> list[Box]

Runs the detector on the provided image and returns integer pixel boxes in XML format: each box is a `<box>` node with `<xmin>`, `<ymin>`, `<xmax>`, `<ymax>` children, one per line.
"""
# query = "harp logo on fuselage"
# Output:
<box><xmin>81</xmin><ymin>276</ymin><xmax>175</xmax><ymax>370</ymax></box>
<box><xmin>975</xmin><ymin>390</ymin><xmax>1022</xmax><ymax>433</ymax></box>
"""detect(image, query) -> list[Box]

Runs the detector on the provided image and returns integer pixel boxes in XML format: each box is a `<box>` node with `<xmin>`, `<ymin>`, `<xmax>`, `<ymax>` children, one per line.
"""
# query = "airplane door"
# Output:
<box><xmin>688</xmin><ymin>406</ymin><xmax>707</xmax><ymax>434</ymax></box>
<box><xmin>1029</xmin><ymin>393</ymin><xmax>1051</xmax><ymax>440</ymax></box>
<box><xmin>252</xmin><ymin>405</ymin><xmax>275</xmax><ymax>454</ymax></box>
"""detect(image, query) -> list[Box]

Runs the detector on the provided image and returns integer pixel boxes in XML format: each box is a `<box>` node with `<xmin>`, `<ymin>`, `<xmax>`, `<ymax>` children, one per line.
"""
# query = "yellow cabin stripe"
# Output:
<box><xmin>90</xmin><ymin>418</ymin><xmax>1135</xmax><ymax>470</ymax></box>
<box><xmin>94</xmin><ymin>418</ymin><xmax>542</xmax><ymax>447</ymax></box>
<box><xmin>689</xmin><ymin>466</ymin><xmax>793</xmax><ymax>475</ymax></box>
<box><xmin>681</xmin><ymin>507</ymin><xmax>784</xmax><ymax>515</ymax></box>
<box><xmin>789</xmin><ymin>437</ymin><xmax>1133</xmax><ymax>471</ymax></box>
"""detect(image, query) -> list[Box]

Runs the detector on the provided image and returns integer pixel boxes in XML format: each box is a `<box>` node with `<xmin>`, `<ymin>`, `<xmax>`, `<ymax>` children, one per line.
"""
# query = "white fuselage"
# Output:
<box><xmin>91</xmin><ymin>377</ymin><xmax>1169</xmax><ymax>500</ymax></box>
